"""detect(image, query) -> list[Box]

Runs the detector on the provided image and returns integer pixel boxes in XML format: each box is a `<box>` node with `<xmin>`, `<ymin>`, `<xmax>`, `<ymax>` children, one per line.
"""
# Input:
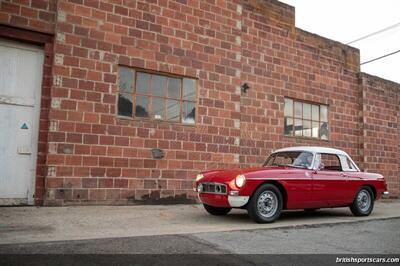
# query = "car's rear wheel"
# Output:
<box><xmin>203</xmin><ymin>204</ymin><xmax>232</xmax><ymax>216</ymax></box>
<box><xmin>350</xmin><ymin>186</ymin><xmax>374</xmax><ymax>216</ymax></box>
<box><xmin>247</xmin><ymin>184</ymin><xmax>283</xmax><ymax>223</ymax></box>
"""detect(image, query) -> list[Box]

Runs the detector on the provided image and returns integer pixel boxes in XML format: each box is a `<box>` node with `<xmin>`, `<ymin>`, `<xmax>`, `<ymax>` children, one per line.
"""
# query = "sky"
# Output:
<box><xmin>279</xmin><ymin>0</ymin><xmax>400</xmax><ymax>83</ymax></box>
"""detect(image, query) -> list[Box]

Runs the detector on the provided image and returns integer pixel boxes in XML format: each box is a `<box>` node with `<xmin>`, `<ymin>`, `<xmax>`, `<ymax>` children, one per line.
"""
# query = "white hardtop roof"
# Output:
<box><xmin>273</xmin><ymin>146</ymin><xmax>349</xmax><ymax>156</ymax></box>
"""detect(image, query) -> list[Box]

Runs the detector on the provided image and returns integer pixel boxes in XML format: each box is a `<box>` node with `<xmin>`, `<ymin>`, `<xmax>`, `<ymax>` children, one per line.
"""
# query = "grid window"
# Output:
<box><xmin>284</xmin><ymin>98</ymin><xmax>329</xmax><ymax>140</ymax></box>
<box><xmin>117</xmin><ymin>67</ymin><xmax>196</xmax><ymax>125</ymax></box>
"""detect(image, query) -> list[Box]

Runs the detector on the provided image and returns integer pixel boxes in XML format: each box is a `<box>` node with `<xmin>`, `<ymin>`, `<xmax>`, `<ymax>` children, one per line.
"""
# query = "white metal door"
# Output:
<box><xmin>0</xmin><ymin>38</ymin><xmax>44</xmax><ymax>205</ymax></box>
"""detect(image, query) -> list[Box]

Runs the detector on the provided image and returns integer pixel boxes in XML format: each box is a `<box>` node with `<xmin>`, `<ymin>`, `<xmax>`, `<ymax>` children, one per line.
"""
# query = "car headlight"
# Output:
<box><xmin>235</xmin><ymin>174</ymin><xmax>246</xmax><ymax>188</ymax></box>
<box><xmin>196</xmin><ymin>174</ymin><xmax>204</xmax><ymax>182</ymax></box>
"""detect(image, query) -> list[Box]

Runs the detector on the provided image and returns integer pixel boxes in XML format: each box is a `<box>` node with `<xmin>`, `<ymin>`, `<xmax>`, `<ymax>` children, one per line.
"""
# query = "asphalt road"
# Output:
<box><xmin>195</xmin><ymin>217</ymin><xmax>400</xmax><ymax>254</ymax></box>
<box><xmin>1</xmin><ymin>218</ymin><xmax>399</xmax><ymax>265</ymax></box>
<box><xmin>2</xmin><ymin>202</ymin><xmax>400</xmax><ymax>245</ymax></box>
<box><xmin>0</xmin><ymin>217</ymin><xmax>399</xmax><ymax>254</ymax></box>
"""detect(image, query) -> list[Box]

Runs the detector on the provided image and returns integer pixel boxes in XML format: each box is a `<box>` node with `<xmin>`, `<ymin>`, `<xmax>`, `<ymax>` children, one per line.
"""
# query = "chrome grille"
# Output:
<box><xmin>200</xmin><ymin>183</ymin><xmax>227</xmax><ymax>194</ymax></box>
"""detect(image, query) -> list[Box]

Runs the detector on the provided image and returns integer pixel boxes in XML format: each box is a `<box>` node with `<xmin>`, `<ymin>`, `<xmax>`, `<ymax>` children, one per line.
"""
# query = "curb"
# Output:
<box><xmin>205</xmin><ymin>216</ymin><xmax>400</xmax><ymax>235</ymax></box>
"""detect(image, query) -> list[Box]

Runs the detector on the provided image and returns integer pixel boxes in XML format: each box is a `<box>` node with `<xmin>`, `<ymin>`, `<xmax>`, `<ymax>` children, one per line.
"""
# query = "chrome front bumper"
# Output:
<box><xmin>382</xmin><ymin>191</ymin><xmax>390</xmax><ymax>199</ymax></box>
<box><xmin>228</xmin><ymin>196</ymin><xmax>249</xmax><ymax>207</ymax></box>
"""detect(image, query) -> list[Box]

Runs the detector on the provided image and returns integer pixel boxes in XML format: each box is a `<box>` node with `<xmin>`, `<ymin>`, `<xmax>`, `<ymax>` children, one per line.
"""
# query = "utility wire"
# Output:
<box><xmin>361</xmin><ymin>49</ymin><xmax>400</xmax><ymax>65</ymax></box>
<box><xmin>347</xmin><ymin>21</ymin><xmax>400</xmax><ymax>45</ymax></box>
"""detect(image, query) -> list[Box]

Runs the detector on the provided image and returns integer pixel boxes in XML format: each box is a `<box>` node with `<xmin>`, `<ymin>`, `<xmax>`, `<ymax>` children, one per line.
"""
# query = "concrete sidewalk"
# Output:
<box><xmin>1</xmin><ymin>200</ymin><xmax>399</xmax><ymax>245</ymax></box>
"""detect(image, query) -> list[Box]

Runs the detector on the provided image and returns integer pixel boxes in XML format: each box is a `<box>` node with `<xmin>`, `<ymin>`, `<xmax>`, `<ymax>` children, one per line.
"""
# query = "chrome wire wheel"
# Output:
<box><xmin>257</xmin><ymin>191</ymin><xmax>278</xmax><ymax>218</ymax></box>
<box><xmin>357</xmin><ymin>190</ymin><xmax>371</xmax><ymax>212</ymax></box>
<box><xmin>350</xmin><ymin>186</ymin><xmax>374</xmax><ymax>217</ymax></box>
<box><xmin>248</xmin><ymin>184</ymin><xmax>283</xmax><ymax>223</ymax></box>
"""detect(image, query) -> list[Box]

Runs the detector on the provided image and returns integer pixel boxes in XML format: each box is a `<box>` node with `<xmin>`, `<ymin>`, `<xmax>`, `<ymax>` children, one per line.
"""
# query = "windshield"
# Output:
<box><xmin>263</xmin><ymin>151</ymin><xmax>314</xmax><ymax>169</ymax></box>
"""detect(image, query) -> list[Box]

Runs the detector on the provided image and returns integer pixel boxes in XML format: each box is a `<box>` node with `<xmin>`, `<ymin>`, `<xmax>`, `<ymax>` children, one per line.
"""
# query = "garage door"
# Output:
<box><xmin>0</xmin><ymin>38</ymin><xmax>44</xmax><ymax>205</ymax></box>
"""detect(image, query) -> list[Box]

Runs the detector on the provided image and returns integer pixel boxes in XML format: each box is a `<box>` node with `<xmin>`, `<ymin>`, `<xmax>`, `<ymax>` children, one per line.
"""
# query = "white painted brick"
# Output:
<box><xmin>237</xmin><ymin>5</ymin><xmax>242</xmax><ymax>15</ymax></box>
<box><xmin>235</xmin><ymin>102</ymin><xmax>240</xmax><ymax>112</ymax></box>
<box><xmin>236</xmin><ymin>53</ymin><xmax>241</xmax><ymax>61</ymax></box>
<box><xmin>234</xmin><ymin>119</ymin><xmax>240</xmax><ymax>129</ymax></box>
<box><xmin>48</xmin><ymin>143</ymin><xmax>57</xmax><ymax>154</ymax></box>
<box><xmin>57</xmin><ymin>11</ymin><xmax>66</xmax><ymax>22</ymax></box>
<box><xmin>235</xmin><ymin>69</ymin><xmax>241</xmax><ymax>77</ymax></box>
<box><xmin>234</xmin><ymin>137</ymin><xmax>240</xmax><ymax>146</ymax></box>
<box><xmin>99</xmin><ymin>51</ymin><xmax>105</xmax><ymax>61</ymax></box>
<box><xmin>56</xmin><ymin>33</ymin><xmax>65</xmax><ymax>43</ymax></box>
<box><xmin>53</xmin><ymin>76</ymin><xmax>62</xmax><ymax>86</ymax></box>
<box><xmin>51</xmin><ymin>98</ymin><xmax>61</xmax><ymax>109</ymax></box>
<box><xmin>235</xmin><ymin>86</ymin><xmax>241</xmax><ymax>95</ymax></box>
<box><xmin>49</xmin><ymin>121</ymin><xmax>59</xmax><ymax>132</ymax></box>
<box><xmin>47</xmin><ymin>166</ymin><xmax>56</xmax><ymax>177</ymax></box>
<box><xmin>235</xmin><ymin>36</ymin><xmax>241</xmax><ymax>45</ymax></box>
<box><xmin>54</xmin><ymin>54</ymin><xmax>64</xmax><ymax>65</ymax></box>
<box><xmin>236</xmin><ymin>20</ymin><xmax>241</xmax><ymax>29</ymax></box>
<box><xmin>234</xmin><ymin>154</ymin><xmax>240</xmax><ymax>163</ymax></box>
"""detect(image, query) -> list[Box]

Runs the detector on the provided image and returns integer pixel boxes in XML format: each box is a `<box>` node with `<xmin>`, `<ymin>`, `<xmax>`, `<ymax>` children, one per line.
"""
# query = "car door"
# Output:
<box><xmin>338</xmin><ymin>154</ymin><xmax>362</xmax><ymax>202</ymax></box>
<box><xmin>311</xmin><ymin>153</ymin><xmax>351</xmax><ymax>207</ymax></box>
<box><xmin>0</xmin><ymin>39</ymin><xmax>44</xmax><ymax>205</ymax></box>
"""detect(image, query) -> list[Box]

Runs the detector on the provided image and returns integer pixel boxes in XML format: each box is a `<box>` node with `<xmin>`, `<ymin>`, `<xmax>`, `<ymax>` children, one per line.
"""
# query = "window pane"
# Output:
<box><xmin>284</xmin><ymin>117</ymin><xmax>293</xmax><ymax>135</ymax></box>
<box><xmin>118</xmin><ymin>93</ymin><xmax>132</xmax><ymax>117</ymax></box>
<box><xmin>273</xmin><ymin>155</ymin><xmax>293</xmax><ymax>166</ymax></box>
<box><xmin>347</xmin><ymin>157</ymin><xmax>357</xmax><ymax>170</ymax></box>
<box><xmin>303</xmin><ymin>120</ymin><xmax>311</xmax><ymax>137</ymax></box>
<box><xmin>182</xmin><ymin>101</ymin><xmax>195</xmax><ymax>124</ymax></box>
<box><xmin>136</xmin><ymin>72</ymin><xmax>151</xmax><ymax>94</ymax></box>
<box><xmin>320</xmin><ymin>105</ymin><xmax>328</xmax><ymax>122</ymax></box>
<box><xmin>118</xmin><ymin>67</ymin><xmax>133</xmax><ymax>93</ymax></box>
<box><xmin>312</xmin><ymin>121</ymin><xmax>319</xmax><ymax>138</ymax></box>
<box><xmin>303</xmin><ymin>103</ymin><xmax>311</xmax><ymax>120</ymax></box>
<box><xmin>167</xmin><ymin>78</ymin><xmax>181</xmax><ymax>99</ymax></box>
<box><xmin>135</xmin><ymin>95</ymin><xmax>149</xmax><ymax>117</ymax></box>
<box><xmin>294</xmin><ymin>101</ymin><xmax>302</xmax><ymax>118</ymax></box>
<box><xmin>152</xmin><ymin>75</ymin><xmax>167</xmax><ymax>97</ymax></box>
<box><xmin>340</xmin><ymin>155</ymin><xmax>350</xmax><ymax>171</ymax></box>
<box><xmin>152</xmin><ymin>97</ymin><xmax>165</xmax><ymax>120</ymax></box>
<box><xmin>183</xmin><ymin>78</ymin><xmax>196</xmax><ymax>101</ymax></box>
<box><xmin>284</xmin><ymin>98</ymin><xmax>293</xmax><ymax>117</ymax></box>
<box><xmin>320</xmin><ymin>122</ymin><xmax>329</xmax><ymax>140</ymax></box>
<box><xmin>320</xmin><ymin>154</ymin><xmax>341</xmax><ymax>171</ymax></box>
<box><xmin>312</xmin><ymin>105</ymin><xmax>319</xmax><ymax>121</ymax></box>
<box><xmin>294</xmin><ymin>119</ymin><xmax>302</xmax><ymax>136</ymax></box>
<box><xmin>167</xmin><ymin>99</ymin><xmax>180</xmax><ymax>122</ymax></box>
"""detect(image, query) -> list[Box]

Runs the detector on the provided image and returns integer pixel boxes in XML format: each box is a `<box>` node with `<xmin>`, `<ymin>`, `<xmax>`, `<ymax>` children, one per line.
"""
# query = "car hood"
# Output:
<box><xmin>200</xmin><ymin>166</ymin><xmax>284</xmax><ymax>183</ymax></box>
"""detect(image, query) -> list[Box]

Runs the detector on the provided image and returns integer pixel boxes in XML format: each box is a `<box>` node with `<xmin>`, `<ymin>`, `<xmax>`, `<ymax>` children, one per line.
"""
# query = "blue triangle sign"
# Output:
<box><xmin>21</xmin><ymin>123</ymin><xmax>28</xmax><ymax>130</ymax></box>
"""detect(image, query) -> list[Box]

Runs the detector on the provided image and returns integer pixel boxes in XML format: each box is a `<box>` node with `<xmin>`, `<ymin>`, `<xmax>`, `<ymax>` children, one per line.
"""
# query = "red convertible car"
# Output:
<box><xmin>195</xmin><ymin>146</ymin><xmax>389</xmax><ymax>223</ymax></box>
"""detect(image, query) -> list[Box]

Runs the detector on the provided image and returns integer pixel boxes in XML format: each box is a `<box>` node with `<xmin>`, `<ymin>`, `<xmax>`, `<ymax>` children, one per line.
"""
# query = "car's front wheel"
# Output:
<box><xmin>203</xmin><ymin>204</ymin><xmax>232</xmax><ymax>216</ymax></box>
<box><xmin>247</xmin><ymin>184</ymin><xmax>283</xmax><ymax>223</ymax></box>
<box><xmin>350</xmin><ymin>186</ymin><xmax>374</xmax><ymax>216</ymax></box>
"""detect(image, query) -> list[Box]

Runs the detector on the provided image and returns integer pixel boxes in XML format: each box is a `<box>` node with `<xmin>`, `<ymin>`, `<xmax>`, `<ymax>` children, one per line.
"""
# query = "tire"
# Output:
<box><xmin>203</xmin><ymin>204</ymin><xmax>231</xmax><ymax>216</ymax></box>
<box><xmin>349</xmin><ymin>186</ymin><xmax>374</xmax><ymax>216</ymax></box>
<box><xmin>247</xmin><ymin>184</ymin><xmax>283</xmax><ymax>223</ymax></box>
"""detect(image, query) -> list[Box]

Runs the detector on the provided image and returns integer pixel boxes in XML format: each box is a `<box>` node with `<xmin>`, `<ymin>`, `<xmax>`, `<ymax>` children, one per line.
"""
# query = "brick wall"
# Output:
<box><xmin>360</xmin><ymin>73</ymin><xmax>400</xmax><ymax>197</ymax></box>
<box><xmin>0</xmin><ymin>0</ymin><xmax>56</xmax><ymax>33</ymax></box>
<box><xmin>0</xmin><ymin>0</ymin><xmax>399</xmax><ymax>205</ymax></box>
<box><xmin>46</xmin><ymin>0</ymin><xmax>247</xmax><ymax>205</ymax></box>
<box><xmin>239</xmin><ymin>1</ymin><xmax>362</xmax><ymax>168</ymax></box>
